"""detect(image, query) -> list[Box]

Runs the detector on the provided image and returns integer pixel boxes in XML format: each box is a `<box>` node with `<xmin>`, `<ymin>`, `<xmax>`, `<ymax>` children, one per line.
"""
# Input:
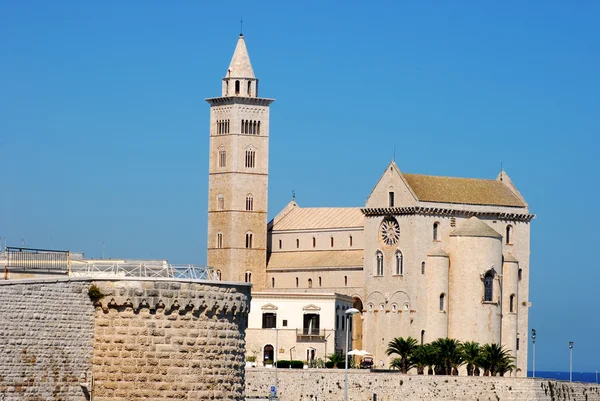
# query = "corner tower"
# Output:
<box><xmin>206</xmin><ymin>34</ymin><xmax>274</xmax><ymax>289</ymax></box>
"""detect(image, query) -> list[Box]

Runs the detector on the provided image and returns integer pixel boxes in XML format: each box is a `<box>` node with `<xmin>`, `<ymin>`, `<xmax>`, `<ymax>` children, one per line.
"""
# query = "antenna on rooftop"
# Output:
<box><xmin>292</xmin><ymin>190</ymin><xmax>296</xmax><ymax>201</ymax></box>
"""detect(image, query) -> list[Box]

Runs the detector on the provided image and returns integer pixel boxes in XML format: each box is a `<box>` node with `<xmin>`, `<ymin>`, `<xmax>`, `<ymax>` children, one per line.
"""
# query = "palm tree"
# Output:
<box><xmin>497</xmin><ymin>357</ymin><xmax>516</xmax><ymax>377</ymax></box>
<box><xmin>409</xmin><ymin>345</ymin><xmax>430</xmax><ymax>375</ymax></box>
<box><xmin>386</xmin><ymin>337</ymin><xmax>418</xmax><ymax>374</ymax></box>
<box><xmin>327</xmin><ymin>352</ymin><xmax>344</xmax><ymax>368</ymax></box>
<box><xmin>422</xmin><ymin>344</ymin><xmax>437</xmax><ymax>375</ymax></box>
<box><xmin>460</xmin><ymin>341</ymin><xmax>480</xmax><ymax>376</ymax></box>
<box><xmin>481</xmin><ymin>343</ymin><xmax>514</xmax><ymax>376</ymax></box>
<box><xmin>432</xmin><ymin>338</ymin><xmax>462</xmax><ymax>375</ymax></box>
<box><xmin>477</xmin><ymin>353</ymin><xmax>491</xmax><ymax>376</ymax></box>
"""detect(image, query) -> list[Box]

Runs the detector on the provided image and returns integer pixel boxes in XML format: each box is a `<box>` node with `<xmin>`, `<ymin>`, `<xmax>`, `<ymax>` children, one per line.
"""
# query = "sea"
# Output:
<box><xmin>529</xmin><ymin>371</ymin><xmax>599</xmax><ymax>384</ymax></box>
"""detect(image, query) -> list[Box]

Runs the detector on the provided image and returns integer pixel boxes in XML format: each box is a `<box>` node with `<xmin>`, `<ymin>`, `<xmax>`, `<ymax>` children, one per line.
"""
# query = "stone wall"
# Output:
<box><xmin>0</xmin><ymin>279</ymin><xmax>95</xmax><ymax>400</ymax></box>
<box><xmin>245</xmin><ymin>369</ymin><xmax>600</xmax><ymax>401</ymax></box>
<box><xmin>92</xmin><ymin>279</ymin><xmax>250</xmax><ymax>401</ymax></box>
<box><xmin>0</xmin><ymin>277</ymin><xmax>251</xmax><ymax>401</ymax></box>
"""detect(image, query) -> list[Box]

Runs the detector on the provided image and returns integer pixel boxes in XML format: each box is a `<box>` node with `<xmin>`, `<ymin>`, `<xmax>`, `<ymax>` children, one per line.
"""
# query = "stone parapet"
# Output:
<box><xmin>0</xmin><ymin>277</ymin><xmax>251</xmax><ymax>401</ymax></box>
<box><xmin>245</xmin><ymin>369</ymin><xmax>600</xmax><ymax>401</ymax></box>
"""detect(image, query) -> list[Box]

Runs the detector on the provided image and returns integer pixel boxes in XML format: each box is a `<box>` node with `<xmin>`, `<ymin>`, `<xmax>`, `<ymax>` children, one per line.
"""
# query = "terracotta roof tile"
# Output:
<box><xmin>403</xmin><ymin>174</ymin><xmax>526</xmax><ymax>207</ymax></box>
<box><xmin>271</xmin><ymin>207</ymin><xmax>364</xmax><ymax>231</ymax></box>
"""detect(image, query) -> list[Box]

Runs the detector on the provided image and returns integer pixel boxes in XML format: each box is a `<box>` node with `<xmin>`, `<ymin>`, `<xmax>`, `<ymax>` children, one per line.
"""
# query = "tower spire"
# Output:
<box><xmin>226</xmin><ymin>35</ymin><xmax>255</xmax><ymax>79</ymax></box>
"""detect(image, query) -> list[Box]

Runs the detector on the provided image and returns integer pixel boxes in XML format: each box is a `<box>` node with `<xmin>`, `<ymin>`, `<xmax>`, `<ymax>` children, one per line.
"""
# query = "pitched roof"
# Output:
<box><xmin>267</xmin><ymin>250</ymin><xmax>364</xmax><ymax>269</ymax></box>
<box><xmin>226</xmin><ymin>34</ymin><xmax>255</xmax><ymax>78</ymax></box>
<box><xmin>427</xmin><ymin>247</ymin><xmax>449</xmax><ymax>257</ymax></box>
<box><xmin>450</xmin><ymin>216</ymin><xmax>502</xmax><ymax>239</ymax></box>
<box><xmin>503</xmin><ymin>252</ymin><xmax>519</xmax><ymax>263</ymax></box>
<box><xmin>270</xmin><ymin>207</ymin><xmax>364</xmax><ymax>231</ymax></box>
<box><xmin>402</xmin><ymin>173</ymin><xmax>526</xmax><ymax>207</ymax></box>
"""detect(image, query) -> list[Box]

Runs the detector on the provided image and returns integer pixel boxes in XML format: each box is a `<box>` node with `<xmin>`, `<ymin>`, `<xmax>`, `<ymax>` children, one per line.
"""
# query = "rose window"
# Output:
<box><xmin>380</xmin><ymin>217</ymin><xmax>400</xmax><ymax>246</ymax></box>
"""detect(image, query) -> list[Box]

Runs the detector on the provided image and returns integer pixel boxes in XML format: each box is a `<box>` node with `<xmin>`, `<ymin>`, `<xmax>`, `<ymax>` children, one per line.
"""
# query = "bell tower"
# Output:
<box><xmin>206</xmin><ymin>34</ymin><xmax>274</xmax><ymax>289</ymax></box>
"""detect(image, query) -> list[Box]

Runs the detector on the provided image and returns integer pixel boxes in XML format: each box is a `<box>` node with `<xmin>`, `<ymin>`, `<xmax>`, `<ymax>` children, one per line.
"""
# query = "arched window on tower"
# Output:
<box><xmin>421</xmin><ymin>330</ymin><xmax>425</xmax><ymax>345</ymax></box>
<box><xmin>296</xmin><ymin>277</ymin><xmax>299</xmax><ymax>288</ymax></box>
<box><xmin>433</xmin><ymin>222</ymin><xmax>439</xmax><ymax>241</ymax></box>
<box><xmin>421</xmin><ymin>261</ymin><xmax>426</xmax><ymax>274</ymax></box>
<box><xmin>246</xmin><ymin>194</ymin><xmax>254</xmax><ymax>211</ymax></box>
<box><xmin>318</xmin><ymin>277</ymin><xmax>322</xmax><ymax>287</ymax></box>
<box><xmin>247</xmin><ymin>81</ymin><xmax>252</xmax><ymax>96</ymax></box>
<box><xmin>235</xmin><ymin>80</ymin><xmax>240</xmax><ymax>95</ymax></box>
<box><xmin>484</xmin><ymin>271</ymin><xmax>494</xmax><ymax>302</ymax></box>
<box><xmin>218</xmin><ymin>148</ymin><xmax>227</xmax><ymax>168</ymax></box>
<box><xmin>296</xmin><ymin>239</ymin><xmax>300</xmax><ymax>249</ymax></box>
<box><xmin>245</xmin><ymin>232</ymin><xmax>253</xmax><ymax>249</ymax></box>
<box><xmin>509</xmin><ymin>294</ymin><xmax>516</xmax><ymax>312</ymax></box>
<box><xmin>272</xmin><ymin>277</ymin><xmax>275</xmax><ymax>288</ymax></box>
<box><xmin>216</xmin><ymin>232</ymin><xmax>223</xmax><ymax>248</ymax></box>
<box><xmin>506</xmin><ymin>225</ymin><xmax>513</xmax><ymax>245</ymax></box>
<box><xmin>257</xmin><ymin>121</ymin><xmax>261</xmax><ymax>135</ymax></box>
<box><xmin>518</xmin><ymin>268</ymin><xmax>523</xmax><ymax>281</ymax></box>
<box><xmin>376</xmin><ymin>251</ymin><xmax>384</xmax><ymax>276</ymax></box>
<box><xmin>312</xmin><ymin>237</ymin><xmax>316</xmax><ymax>248</ymax></box>
<box><xmin>308</xmin><ymin>278</ymin><xmax>312</xmax><ymax>288</ymax></box>
<box><xmin>330</xmin><ymin>237</ymin><xmax>334</xmax><ymax>247</ymax></box>
<box><xmin>278</xmin><ymin>239</ymin><xmax>282</xmax><ymax>249</ymax></box>
<box><xmin>349</xmin><ymin>235</ymin><xmax>353</xmax><ymax>247</ymax></box>
<box><xmin>439</xmin><ymin>293</ymin><xmax>446</xmax><ymax>311</ymax></box>
<box><xmin>216</xmin><ymin>270</ymin><xmax>222</xmax><ymax>280</ymax></box>
<box><xmin>395</xmin><ymin>251</ymin><xmax>403</xmax><ymax>275</ymax></box>
<box><xmin>344</xmin><ymin>276</ymin><xmax>348</xmax><ymax>286</ymax></box>
<box><xmin>245</xmin><ymin>149</ymin><xmax>256</xmax><ymax>168</ymax></box>
<box><xmin>217</xmin><ymin>194</ymin><xmax>224</xmax><ymax>210</ymax></box>
<box><xmin>244</xmin><ymin>271</ymin><xmax>252</xmax><ymax>283</ymax></box>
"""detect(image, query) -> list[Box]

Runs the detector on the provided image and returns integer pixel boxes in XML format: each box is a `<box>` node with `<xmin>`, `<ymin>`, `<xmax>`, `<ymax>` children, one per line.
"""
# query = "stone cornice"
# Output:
<box><xmin>360</xmin><ymin>206</ymin><xmax>535</xmax><ymax>222</ymax></box>
<box><xmin>206</xmin><ymin>96</ymin><xmax>275</xmax><ymax>106</ymax></box>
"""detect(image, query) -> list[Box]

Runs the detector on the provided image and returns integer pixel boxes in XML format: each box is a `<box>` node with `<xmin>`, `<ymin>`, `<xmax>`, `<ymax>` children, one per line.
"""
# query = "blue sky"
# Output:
<box><xmin>1</xmin><ymin>1</ymin><xmax>599</xmax><ymax>372</ymax></box>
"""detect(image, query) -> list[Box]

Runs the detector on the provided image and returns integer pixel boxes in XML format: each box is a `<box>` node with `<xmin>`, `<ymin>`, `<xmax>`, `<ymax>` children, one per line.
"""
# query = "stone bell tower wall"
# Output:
<box><xmin>0</xmin><ymin>277</ymin><xmax>251</xmax><ymax>401</ymax></box>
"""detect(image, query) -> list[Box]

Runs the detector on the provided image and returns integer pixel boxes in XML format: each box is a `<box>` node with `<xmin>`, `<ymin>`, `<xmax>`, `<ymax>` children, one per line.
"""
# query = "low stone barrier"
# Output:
<box><xmin>245</xmin><ymin>368</ymin><xmax>600</xmax><ymax>401</ymax></box>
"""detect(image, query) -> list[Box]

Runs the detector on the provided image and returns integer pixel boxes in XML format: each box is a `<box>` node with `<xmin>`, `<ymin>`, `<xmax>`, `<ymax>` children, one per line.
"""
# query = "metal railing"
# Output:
<box><xmin>69</xmin><ymin>261</ymin><xmax>218</xmax><ymax>280</ymax></box>
<box><xmin>296</xmin><ymin>328</ymin><xmax>326</xmax><ymax>342</ymax></box>
<box><xmin>5</xmin><ymin>247</ymin><xmax>70</xmax><ymax>274</ymax></box>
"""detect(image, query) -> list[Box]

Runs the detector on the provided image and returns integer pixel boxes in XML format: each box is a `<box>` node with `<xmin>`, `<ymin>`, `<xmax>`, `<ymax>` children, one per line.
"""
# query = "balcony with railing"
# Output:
<box><xmin>296</xmin><ymin>328</ymin><xmax>326</xmax><ymax>342</ymax></box>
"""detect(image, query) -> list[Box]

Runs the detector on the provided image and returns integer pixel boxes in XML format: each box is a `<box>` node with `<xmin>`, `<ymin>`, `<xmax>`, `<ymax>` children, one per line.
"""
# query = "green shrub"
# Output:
<box><xmin>275</xmin><ymin>360</ymin><xmax>290</xmax><ymax>368</ymax></box>
<box><xmin>290</xmin><ymin>360</ymin><xmax>304</xmax><ymax>369</ymax></box>
<box><xmin>247</xmin><ymin>356</ymin><xmax>257</xmax><ymax>362</ymax></box>
<box><xmin>336</xmin><ymin>361</ymin><xmax>346</xmax><ymax>369</ymax></box>
<box><xmin>88</xmin><ymin>284</ymin><xmax>104</xmax><ymax>302</ymax></box>
<box><xmin>325</xmin><ymin>361</ymin><xmax>335</xmax><ymax>369</ymax></box>
<box><xmin>264</xmin><ymin>359</ymin><xmax>273</xmax><ymax>365</ymax></box>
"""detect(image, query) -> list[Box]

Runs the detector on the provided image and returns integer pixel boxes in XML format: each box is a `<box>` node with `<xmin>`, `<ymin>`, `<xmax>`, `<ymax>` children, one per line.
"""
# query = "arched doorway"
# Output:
<box><xmin>352</xmin><ymin>297</ymin><xmax>363</xmax><ymax>350</ymax></box>
<box><xmin>263</xmin><ymin>344</ymin><xmax>274</xmax><ymax>365</ymax></box>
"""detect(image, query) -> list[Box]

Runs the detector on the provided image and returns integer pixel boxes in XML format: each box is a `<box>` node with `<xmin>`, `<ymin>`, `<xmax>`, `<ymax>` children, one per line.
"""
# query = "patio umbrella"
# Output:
<box><xmin>347</xmin><ymin>349</ymin><xmax>363</xmax><ymax>355</ymax></box>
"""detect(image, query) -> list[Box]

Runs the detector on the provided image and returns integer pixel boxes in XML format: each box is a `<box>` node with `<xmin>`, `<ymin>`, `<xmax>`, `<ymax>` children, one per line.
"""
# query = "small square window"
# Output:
<box><xmin>282</xmin><ymin>320</ymin><xmax>288</xmax><ymax>327</ymax></box>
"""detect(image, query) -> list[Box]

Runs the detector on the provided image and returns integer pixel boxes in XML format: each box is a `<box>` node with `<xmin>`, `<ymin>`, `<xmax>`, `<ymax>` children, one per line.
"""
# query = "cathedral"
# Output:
<box><xmin>206</xmin><ymin>34</ymin><xmax>533</xmax><ymax>376</ymax></box>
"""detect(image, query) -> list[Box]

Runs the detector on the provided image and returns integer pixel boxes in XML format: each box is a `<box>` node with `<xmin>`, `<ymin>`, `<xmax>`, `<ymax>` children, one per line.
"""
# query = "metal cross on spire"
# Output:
<box><xmin>240</xmin><ymin>16</ymin><xmax>244</xmax><ymax>35</ymax></box>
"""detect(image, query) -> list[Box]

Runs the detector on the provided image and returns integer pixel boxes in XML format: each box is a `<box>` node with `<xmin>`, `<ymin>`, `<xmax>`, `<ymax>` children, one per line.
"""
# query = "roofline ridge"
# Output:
<box><xmin>404</xmin><ymin>172</ymin><xmax>498</xmax><ymax>182</ymax></box>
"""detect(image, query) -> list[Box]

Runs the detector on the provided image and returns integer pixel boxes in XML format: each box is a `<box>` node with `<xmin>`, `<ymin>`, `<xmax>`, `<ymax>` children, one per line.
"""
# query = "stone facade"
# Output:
<box><xmin>207</xmin><ymin>35</ymin><xmax>533</xmax><ymax>377</ymax></box>
<box><xmin>245</xmin><ymin>369</ymin><xmax>600</xmax><ymax>401</ymax></box>
<box><xmin>206</xmin><ymin>34</ymin><xmax>275</xmax><ymax>288</ymax></box>
<box><xmin>0</xmin><ymin>277</ymin><xmax>251</xmax><ymax>401</ymax></box>
<box><xmin>245</xmin><ymin>292</ymin><xmax>353</xmax><ymax>366</ymax></box>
